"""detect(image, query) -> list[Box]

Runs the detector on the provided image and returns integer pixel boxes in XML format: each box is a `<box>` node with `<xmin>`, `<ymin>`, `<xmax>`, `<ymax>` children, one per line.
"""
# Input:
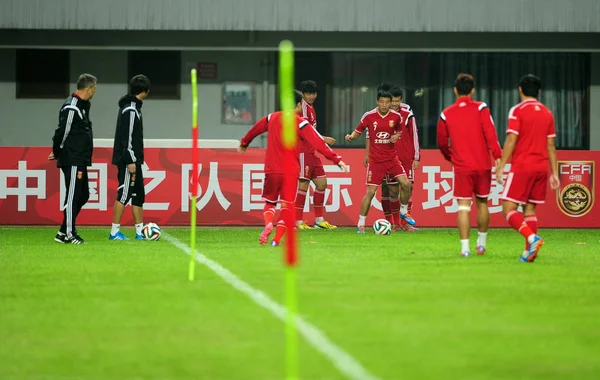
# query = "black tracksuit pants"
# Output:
<box><xmin>59</xmin><ymin>166</ymin><xmax>89</xmax><ymax>238</ymax></box>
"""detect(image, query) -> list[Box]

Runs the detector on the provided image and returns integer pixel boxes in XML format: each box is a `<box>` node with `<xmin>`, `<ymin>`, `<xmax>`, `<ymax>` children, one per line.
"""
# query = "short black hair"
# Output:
<box><xmin>454</xmin><ymin>73</ymin><xmax>475</xmax><ymax>96</ymax></box>
<box><xmin>300</xmin><ymin>80</ymin><xmax>317</xmax><ymax>94</ymax></box>
<box><xmin>294</xmin><ymin>90</ymin><xmax>303</xmax><ymax>105</ymax></box>
<box><xmin>390</xmin><ymin>86</ymin><xmax>403</xmax><ymax>98</ymax></box>
<box><xmin>129</xmin><ymin>74</ymin><xmax>150</xmax><ymax>96</ymax></box>
<box><xmin>519</xmin><ymin>74</ymin><xmax>541</xmax><ymax>98</ymax></box>
<box><xmin>76</xmin><ymin>73</ymin><xmax>97</xmax><ymax>90</ymax></box>
<box><xmin>377</xmin><ymin>90</ymin><xmax>392</xmax><ymax>101</ymax></box>
<box><xmin>377</xmin><ymin>82</ymin><xmax>394</xmax><ymax>93</ymax></box>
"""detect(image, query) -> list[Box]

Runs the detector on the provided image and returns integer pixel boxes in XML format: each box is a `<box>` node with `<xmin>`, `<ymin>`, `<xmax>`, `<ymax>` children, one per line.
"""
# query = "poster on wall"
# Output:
<box><xmin>222</xmin><ymin>82</ymin><xmax>255</xmax><ymax>125</ymax></box>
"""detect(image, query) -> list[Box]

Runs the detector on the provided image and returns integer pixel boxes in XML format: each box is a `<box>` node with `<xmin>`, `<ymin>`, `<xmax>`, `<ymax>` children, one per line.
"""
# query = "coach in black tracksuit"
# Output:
<box><xmin>109</xmin><ymin>75</ymin><xmax>151</xmax><ymax>240</ymax></box>
<box><xmin>50</xmin><ymin>74</ymin><xmax>97</xmax><ymax>244</ymax></box>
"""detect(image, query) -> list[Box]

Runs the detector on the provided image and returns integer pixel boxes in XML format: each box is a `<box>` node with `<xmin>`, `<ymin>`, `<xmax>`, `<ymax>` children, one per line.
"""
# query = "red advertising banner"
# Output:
<box><xmin>0</xmin><ymin>148</ymin><xmax>598</xmax><ymax>227</ymax></box>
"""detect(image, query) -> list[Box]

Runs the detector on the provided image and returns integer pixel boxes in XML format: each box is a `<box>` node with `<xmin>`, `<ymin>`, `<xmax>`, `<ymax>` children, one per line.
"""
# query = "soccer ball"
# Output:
<box><xmin>142</xmin><ymin>222</ymin><xmax>161</xmax><ymax>241</ymax></box>
<box><xmin>373</xmin><ymin>219</ymin><xmax>392</xmax><ymax>235</ymax></box>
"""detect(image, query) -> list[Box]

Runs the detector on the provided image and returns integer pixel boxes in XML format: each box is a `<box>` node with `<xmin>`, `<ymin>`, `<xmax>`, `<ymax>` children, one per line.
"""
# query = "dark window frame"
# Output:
<box><xmin>127</xmin><ymin>50</ymin><xmax>181</xmax><ymax>100</ymax></box>
<box><xmin>16</xmin><ymin>49</ymin><xmax>70</xmax><ymax>99</ymax></box>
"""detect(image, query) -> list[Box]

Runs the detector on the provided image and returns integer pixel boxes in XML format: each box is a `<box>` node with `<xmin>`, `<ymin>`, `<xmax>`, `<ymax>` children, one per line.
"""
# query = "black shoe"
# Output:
<box><xmin>66</xmin><ymin>235</ymin><xmax>86</xmax><ymax>245</ymax></box>
<box><xmin>54</xmin><ymin>232</ymin><xmax>67</xmax><ymax>244</ymax></box>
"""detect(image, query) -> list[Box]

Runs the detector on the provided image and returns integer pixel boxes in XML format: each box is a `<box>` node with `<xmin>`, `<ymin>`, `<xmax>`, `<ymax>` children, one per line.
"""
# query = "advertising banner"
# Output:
<box><xmin>0</xmin><ymin>148</ymin><xmax>597</xmax><ymax>228</ymax></box>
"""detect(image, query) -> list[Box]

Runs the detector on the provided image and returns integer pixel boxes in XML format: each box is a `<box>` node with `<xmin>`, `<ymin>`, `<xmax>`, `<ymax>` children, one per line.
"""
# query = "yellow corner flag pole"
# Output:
<box><xmin>279</xmin><ymin>40</ymin><xmax>299</xmax><ymax>380</ymax></box>
<box><xmin>189</xmin><ymin>68</ymin><xmax>199</xmax><ymax>281</ymax></box>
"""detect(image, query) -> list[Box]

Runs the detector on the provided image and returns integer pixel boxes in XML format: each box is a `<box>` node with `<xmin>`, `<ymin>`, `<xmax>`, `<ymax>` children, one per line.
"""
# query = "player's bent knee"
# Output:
<box><xmin>458</xmin><ymin>205</ymin><xmax>471</xmax><ymax>212</ymax></box>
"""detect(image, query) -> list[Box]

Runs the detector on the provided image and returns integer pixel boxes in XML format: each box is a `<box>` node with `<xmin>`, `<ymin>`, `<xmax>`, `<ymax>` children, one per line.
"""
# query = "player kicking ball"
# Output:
<box><xmin>238</xmin><ymin>91</ymin><xmax>348</xmax><ymax>246</ymax></box>
<box><xmin>346</xmin><ymin>90</ymin><xmax>416</xmax><ymax>233</ymax></box>
<box><xmin>496</xmin><ymin>74</ymin><xmax>560</xmax><ymax>262</ymax></box>
<box><xmin>295</xmin><ymin>80</ymin><xmax>338</xmax><ymax>230</ymax></box>
<box><xmin>365</xmin><ymin>84</ymin><xmax>420</xmax><ymax>232</ymax></box>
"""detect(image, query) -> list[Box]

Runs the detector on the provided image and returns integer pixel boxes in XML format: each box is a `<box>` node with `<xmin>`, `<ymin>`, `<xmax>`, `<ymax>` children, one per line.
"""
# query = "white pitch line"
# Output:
<box><xmin>162</xmin><ymin>233</ymin><xmax>381</xmax><ymax>380</ymax></box>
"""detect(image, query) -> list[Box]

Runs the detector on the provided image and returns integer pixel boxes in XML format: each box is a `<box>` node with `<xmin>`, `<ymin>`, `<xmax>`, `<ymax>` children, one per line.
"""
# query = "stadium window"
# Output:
<box><xmin>327</xmin><ymin>52</ymin><xmax>590</xmax><ymax>150</ymax></box>
<box><xmin>128</xmin><ymin>51</ymin><xmax>181</xmax><ymax>100</ymax></box>
<box><xmin>16</xmin><ymin>49</ymin><xmax>70</xmax><ymax>99</ymax></box>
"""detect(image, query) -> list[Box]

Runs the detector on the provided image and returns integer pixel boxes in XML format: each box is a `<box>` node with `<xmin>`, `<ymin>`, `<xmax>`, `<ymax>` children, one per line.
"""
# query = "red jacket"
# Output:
<box><xmin>240</xmin><ymin>111</ymin><xmax>342</xmax><ymax>175</ymax></box>
<box><xmin>437</xmin><ymin>96</ymin><xmax>502</xmax><ymax>172</ymax></box>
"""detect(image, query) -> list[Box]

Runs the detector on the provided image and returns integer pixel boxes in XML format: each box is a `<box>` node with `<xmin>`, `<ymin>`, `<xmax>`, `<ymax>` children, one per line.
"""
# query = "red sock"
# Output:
<box><xmin>390</xmin><ymin>198</ymin><xmax>400</xmax><ymax>226</ymax></box>
<box><xmin>524</xmin><ymin>216</ymin><xmax>538</xmax><ymax>249</ymax></box>
<box><xmin>506</xmin><ymin>210</ymin><xmax>534</xmax><ymax>240</ymax></box>
<box><xmin>313</xmin><ymin>189</ymin><xmax>325</xmax><ymax>219</ymax></box>
<box><xmin>408</xmin><ymin>195</ymin><xmax>413</xmax><ymax>213</ymax></box>
<box><xmin>272</xmin><ymin>221</ymin><xmax>287</xmax><ymax>244</ymax></box>
<box><xmin>263</xmin><ymin>203</ymin><xmax>275</xmax><ymax>226</ymax></box>
<box><xmin>381</xmin><ymin>197</ymin><xmax>392</xmax><ymax>223</ymax></box>
<box><xmin>295</xmin><ymin>190</ymin><xmax>307</xmax><ymax>223</ymax></box>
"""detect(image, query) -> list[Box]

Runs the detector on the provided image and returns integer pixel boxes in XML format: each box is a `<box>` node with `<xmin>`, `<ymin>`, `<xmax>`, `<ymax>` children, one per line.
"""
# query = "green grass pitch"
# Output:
<box><xmin>1</xmin><ymin>226</ymin><xmax>599</xmax><ymax>380</ymax></box>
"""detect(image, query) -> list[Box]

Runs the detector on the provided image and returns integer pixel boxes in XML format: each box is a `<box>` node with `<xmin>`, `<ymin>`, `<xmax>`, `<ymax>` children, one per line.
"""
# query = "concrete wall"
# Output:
<box><xmin>0</xmin><ymin>49</ymin><xmax>276</xmax><ymax>147</ymax></box>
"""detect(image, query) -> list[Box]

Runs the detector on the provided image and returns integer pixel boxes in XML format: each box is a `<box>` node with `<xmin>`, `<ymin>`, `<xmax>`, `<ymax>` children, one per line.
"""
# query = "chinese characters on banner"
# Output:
<box><xmin>0</xmin><ymin>148</ymin><xmax>598</xmax><ymax>228</ymax></box>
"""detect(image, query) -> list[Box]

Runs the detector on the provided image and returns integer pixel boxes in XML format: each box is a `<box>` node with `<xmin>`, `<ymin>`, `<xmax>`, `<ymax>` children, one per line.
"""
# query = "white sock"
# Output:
<box><xmin>135</xmin><ymin>223</ymin><xmax>144</xmax><ymax>235</ymax></box>
<box><xmin>527</xmin><ymin>234</ymin><xmax>536</xmax><ymax>244</ymax></box>
<box><xmin>296</xmin><ymin>220</ymin><xmax>303</xmax><ymax>227</ymax></box>
<box><xmin>400</xmin><ymin>204</ymin><xmax>408</xmax><ymax>215</ymax></box>
<box><xmin>358</xmin><ymin>215</ymin><xmax>366</xmax><ymax>227</ymax></box>
<box><xmin>111</xmin><ymin>223</ymin><xmax>120</xmax><ymax>235</ymax></box>
<box><xmin>315</xmin><ymin>217</ymin><xmax>324</xmax><ymax>224</ymax></box>
<box><xmin>461</xmin><ymin>239</ymin><xmax>470</xmax><ymax>253</ymax></box>
<box><xmin>477</xmin><ymin>232</ymin><xmax>487</xmax><ymax>247</ymax></box>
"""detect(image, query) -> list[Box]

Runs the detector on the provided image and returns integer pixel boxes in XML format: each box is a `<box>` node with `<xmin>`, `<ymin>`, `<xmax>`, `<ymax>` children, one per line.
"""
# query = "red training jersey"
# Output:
<box><xmin>354</xmin><ymin>108</ymin><xmax>403</xmax><ymax>164</ymax></box>
<box><xmin>365</xmin><ymin>103</ymin><xmax>419</xmax><ymax>164</ymax></box>
<box><xmin>395</xmin><ymin>107</ymin><xmax>420</xmax><ymax>164</ymax></box>
<box><xmin>437</xmin><ymin>96</ymin><xmax>502</xmax><ymax>172</ymax></box>
<box><xmin>506</xmin><ymin>99</ymin><xmax>556</xmax><ymax>173</ymax></box>
<box><xmin>300</xmin><ymin>99</ymin><xmax>317</xmax><ymax>154</ymax></box>
<box><xmin>240</xmin><ymin>111</ymin><xmax>341</xmax><ymax>175</ymax></box>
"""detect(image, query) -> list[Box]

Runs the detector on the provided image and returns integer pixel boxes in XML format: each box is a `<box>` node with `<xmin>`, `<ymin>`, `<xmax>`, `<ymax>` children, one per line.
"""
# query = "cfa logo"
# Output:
<box><xmin>557</xmin><ymin>161</ymin><xmax>595</xmax><ymax>217</ymax></box>
<box><xmin>376</xmin><ymin>132</ymin><xmax>390</xmax><ymax>139</ymax></box>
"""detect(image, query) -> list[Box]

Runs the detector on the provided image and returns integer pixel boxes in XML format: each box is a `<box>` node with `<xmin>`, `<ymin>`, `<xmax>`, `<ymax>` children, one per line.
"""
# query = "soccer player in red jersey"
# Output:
<box><xmin>496</xmin><ymin>74</ymin><xmax>560</xmax><ymax>262</ymax></box>
<box><xmin>239</xmin><ymin>91</ymin><xmax>348</xmax><ymax>246</ymax></box>
<box><xmin>365</xmin><ymin>85</ymin><xmax>419</xmax><ymax>232</ymax></box>
<box><xmin>437</xmin><ymin>73</ymin><xmax>502</xmax><ymax>257</ymax></box>
<box><xmin>388</xmin><ymin>86</ymin><xmax>420</xmax><ymax>232</ymax></box>
<box><xmin>346</xmin><ymin>90</ymin><xmax>416</xmax><ymax>233</ymax></box>
<box><xmin>295</xmin><ymin>80</ymin><xmax>338</xmax><ymax>230</ymax></box>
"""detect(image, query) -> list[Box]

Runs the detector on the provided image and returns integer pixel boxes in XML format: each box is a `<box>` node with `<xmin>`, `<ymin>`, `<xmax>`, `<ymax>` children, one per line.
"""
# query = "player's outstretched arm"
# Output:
<box><xmin>345</xmin><ymin>131</ymin><xmax>360</xmax><ymax>142</ymax></box>
<box><xmin>300</xmin><ymin>122</ymin><xmax>346</xmax><ymax>171</ymax></box>
<box><xmin>496</xmin><ymin>133</ymin><xmax>518</xmax><ymax>184</ymax></box>
<box><xmin>323</xmin><ymin>136</ymin><xmax>336</xmax><ymax>145</ymax></box>
<box><xmin>239</xmin><ymin>115</ymin><xmax>269</xmax><ymax>152</ymax></box>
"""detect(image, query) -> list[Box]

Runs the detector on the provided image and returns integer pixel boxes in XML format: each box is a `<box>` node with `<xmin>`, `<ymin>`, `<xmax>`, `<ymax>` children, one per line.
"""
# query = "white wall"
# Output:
<box><xmin>0</xmin><ymin>49</ymin><xmax>276</xmax><ymax>147</ymax></box>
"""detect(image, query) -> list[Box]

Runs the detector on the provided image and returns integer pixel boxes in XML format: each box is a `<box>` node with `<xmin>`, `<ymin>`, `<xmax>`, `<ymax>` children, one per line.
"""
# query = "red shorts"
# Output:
<box><xmin>387</xmin><ymin>161</ymin><xmax>414</xmax><ymax>184</ymax></box>
<box><xmin>501</xmin><ymin>171</ymin><xmax>548</xmax><ymax>205</ymax></box>
<box><xmin>262</xmin><ymin>173</ymin><xmax>298</xmax><ymax>204</ymax></box>
<box><xmin>299</xmin><ymin>152</ymin><xmax>325</xmax><ymax>180</ymax></box>
<box><xmin>367</xmin><ymin>159</ymin><xmax>406</xmax><ymax>186</ymax></box>
<box><xmin>453</xmin><ymin>170</ymin><xmax>491</xmax><ymax>199</ymax></box>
